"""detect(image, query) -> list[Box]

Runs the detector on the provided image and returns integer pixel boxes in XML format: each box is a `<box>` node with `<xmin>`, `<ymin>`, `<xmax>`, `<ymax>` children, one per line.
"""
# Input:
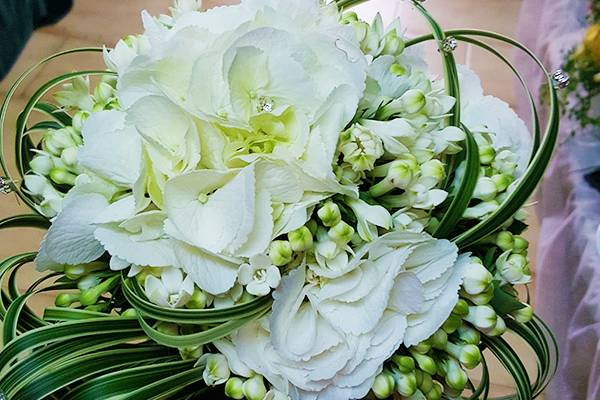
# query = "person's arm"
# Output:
<box><xmin>0</xmin><ymin>0</ymin><xmax>73</xmax><ymax>80</ymax></box>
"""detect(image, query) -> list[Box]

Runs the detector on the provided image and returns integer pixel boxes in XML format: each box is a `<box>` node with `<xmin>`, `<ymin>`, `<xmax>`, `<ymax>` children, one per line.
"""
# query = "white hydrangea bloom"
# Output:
<box><xmin>238</xmin><ymin>254</ymin><xmax>282</xmax><ymax>296</ymax></box>
<box><xmin>221</xmin><ymin>232</ymin><xmax>468</xmax><ymax>400</ymax></box>
<box><xmin>144</xmin><ymin>267</ymin><xmax>194</xmax><ymax>308</ymax></box>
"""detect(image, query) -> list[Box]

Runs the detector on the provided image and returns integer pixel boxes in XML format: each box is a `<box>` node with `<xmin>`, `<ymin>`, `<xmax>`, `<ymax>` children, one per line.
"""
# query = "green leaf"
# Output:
<box><xmin>489</xmin><ymin>283</ymin><xmax>526</xmax><ymax>316</ymax></box>
<box><xmin>433</xmin><ymin>125</ymin><xmax>479</xmax><ymax>238</ymax></box>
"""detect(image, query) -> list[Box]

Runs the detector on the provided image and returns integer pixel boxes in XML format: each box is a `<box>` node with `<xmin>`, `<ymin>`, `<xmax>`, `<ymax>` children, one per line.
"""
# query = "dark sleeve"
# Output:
<box><xmin>0</xmin><ymin>0</ymin><xmax>73</xmax><ymax>80</ymax></box>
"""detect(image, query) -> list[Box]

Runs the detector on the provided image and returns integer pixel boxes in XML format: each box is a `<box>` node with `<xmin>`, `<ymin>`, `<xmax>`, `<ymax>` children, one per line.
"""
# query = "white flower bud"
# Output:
<box><xmin>224</xmin><ymin>377</ymin><xmax>245</xmax><ymax>399</ymax></box>
<box><xmin>463</xmin><ymin>285</ymin><xmax>494</xmax><ymax>305</ymax></box>
<box><xmin>473</xmin><ymin>177</ymin><xmax>498</xmax><ymax>201</ymax></box>
<box><xmin>339</xmin><ymin>125</ymin><xmax>384</xmax><ymax>172</ymax></box>
<box><xmin>200</xmin><ymin>354</ymin><xmax>230</xmax><ymax>386</ymax></box>
<box><xmin>72</xmin><ymin>110</ymin><xmax>90</xmax><ymax>132</ymax></box>
<box><xmin>420</xmin><ymin>159</ymin><xmax>446</xmax><ymax>183</ymax></box>
<box><xmin>445</xmin><ymin>342</ymin><xmax>482</xmax><ymax>369</ymax></box>
<box><xmin>399</xmin><ymin>89</ymin><xmax>426</xmax><ymax>114</ymax></box>
<box><xmin>496</xmin><ymin>251</ymin><xmax>531</xmax><ymax>284</ymax></box>
<box><xmin>287</xmin><ymin>226</ymin><xmax>314</xmax><ymax>252</ymax></box>
<box><xmin>442</xmin><ymin>357</ymin><xmax>468</xmax><ymax>391</ymax></box>
<box><xmin>340</xmin><ymin>11</ymin><xmax>359</xmax><ymax>25</ymax></box>
<box><xmin>511</xmin><ymin>303</ymin><xmax>533</xmax><ymax>324</ymax></box>
<box><xmin>269</xmin><ymin>241</ymin><xmax>293</xmax><ymax>266</ymax></box>
<box><xmin>185</xmin><ymin>287</ymin><xmax>212</xmax><ymax>309</ymax></box>
<box><xmin>382</xmin><ymin>31</ymin><xmax>404</xmax><ymax>56</ymax></box>
<box><xmin>43</xmin><ymin>128</ymin><xmax>80</xmax><ymax>155</ymax></box>
<box><xmin>30</xmin><ymin>154</ymin><xmax>54</xmax><ymax>175</ymax></box>
<box><xmin>465</xmin><ymin>305</ymin><xmax>497</xmax><ymax>331</ymax></box>
<box><xmin>390</xmin><ymin>63</ymin><xmax>407</xmax><ymax>76</ymax></box>
<box><xmin>409</xmin><ymin>351</ymin><xmax>437</xmax><ymax>375</ymax></box>
<box><xmin>94</xmin><ymin>81</ymin><xmax>115</xmax><ymax>105</ymax></box>
<box><xmin>242</xmin><ymin>375</ymin><xmax>267</xmax><ymax>400</ymax></box>
<box><xmin>370</xmin><ymin>158</ymin><xmax>418</xmax><ymax>197</ymax></box>
<box><xmin>328</xmin><ymin>221</ymin><xmax>355</xmax><ymax>245</ymax></box>
<box><xmin>391</xmin><ymin>355</ymin><xmax>415</xmax><ymax>373</ymax></box>
<box><xmin>61</xmin><ymin>147</ymin><xmax>79</xmax><ymax>167</ymax></box>
<box><xmin>317</xmin><ymin>201</ymin><xmax>342</xmax><ymax>227</ymax></box>
<box><xmin>372</xmin><ymin>370</ymin><xmax>396</xmax><ymax>399</ymax></box>
<box><xmin>462</xmin><ymin>261</ymin><xmax>493</xmax><ymax>295</ymax></box>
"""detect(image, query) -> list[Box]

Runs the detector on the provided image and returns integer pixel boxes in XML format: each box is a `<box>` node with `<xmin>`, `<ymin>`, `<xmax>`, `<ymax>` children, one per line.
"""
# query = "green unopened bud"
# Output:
<box><xmin>201</xmin><ymin>353</ymin><xmax>230</xmax><ymax>386</ymax></box>
<box><xmin>491</xmin><ymin>173</ymin><xmax>513</xmax><ymax>193</ymax></box>
<box><xmin>317</xmin><ymin>202</ymin><xmax>342</xmax><ymax>227</ymax></box>
<box><xmin>49</xmin><ymin>167</ymin><xmax>77</xmax><ymax>186</ymax></box>
<box><xmin>430</xmin><ymin>329</ymin><xmax>448</xmax><ymax>349</ymax></box>
<box><xmin>416</xmin><ymin>370</ymin><xmax>433</xmax><ymax>393</ymax></box>
<box><xmin>328</xmin><ymin>221</ymin><xmax>355</xmax><ymax>245</ymax></box>
<box><xmin>441</xmin><ymin>357</ymin><xmax>468</xmax><ymax>391</ymax></box>
<box><xmin>306</xmin><ymin>219</ymin><xmax>318</xmax><ymax>235</ymax></box>
<box><xmin>442</xmin><ymin>313</ymin><xmax>462</xmax><ymax>334</ymax></box>
<box><xmin>224</xmin><ymin>377</ymin><xmax>245</xmax><ymax>399</ymax></box>
<box><xmin>463</xmin><ymin>200</ymin><xmax>499</xmax><ymax>219</ymax></box>
<box><xmin>243</xmin><ymin>375</ymin><xmax>267</xmax><ymax>400</ymax></box>
<box><xmin>288</xmin><ymin>226</ymin><xmax>314</xmax><ymax>252</ymax></box>
<box><xmin>269</xmin><ymin>240</ymin><xmax>293</xmax><ymax>266</ymax></box>
<box><xmin>473</xmin><ymin>177</ymin><xmax>498</xmax><ymax>201</ymax></box>
<box><xmin>382</xmin><ymin>31</ymin><xmax>405</xmax><ymax>56</ymax></box>
<box><xmin>43</xmin><ymin>128</ymin><xmax>80</xmax><ymax>155</ymax></box>
<box><xmin>84</xmin><ymin>302</ymin><xmax>109</xmax><ymax>312</ymax></box>
<box><xmin>372</xmin><ymin>370</ymin><xmax>396</xmax><ymax>399</ymax></box>
<box><xmin>425</xmin><ymin>382</ymin><xmax>443</xmax><ymax>400</ymax></box>
<box><xmin>391</xmin><ymin>355</ymin><xmax>415</xmax><ymax>373</ymax></box>
<box><xmin>55</xmin><ymin>293</ymin><xmax>79</xmax><ymax>307</ymax></box>
<box><xmin>369</xmin><ymin>158</ymin><xmax>418</xmax><ymax>197</ymax></box>
<box><xmin>65</xmin><ymin>262</ymin><xmax>106</xmax><ymax>280</ymax></box>
<box><xmin>452</xmin><ymin>299</ymin><xmax>470</xmax><ymax>317</ymax></box>
<box><xmin>456</xmin><ymin>325</ymin><xmax>481</xmax><ymax>345</ymax></box>
<box><xmin>465</xmin><ymin>305</ymin><xmax>497</xmax><ymax>331</ymax></box>
<box><xmin>94</xmin><ymin>82</ymin><xmax>115</xmax><ymax>104</ymax></box>
<box><xmin>495</xmin><ymin>231</ymin><xmax>514</xmax><ymax>251</ymax></box>
<box><xmin>486</xmin><ymin>315</ymin><xmax>507</xmax><ymax>337</ymax></box>
<box><xmin>186</xmin><ymin>287</ymin><xmax>211</xmax><ymax>309</ymax></box>
<box><xmin>513</xmin><ymin>236</ymin><xmax>529</xmax><ymax>254</ymax></box>
<box><xmin>179</xmin><ymin>345</ymin><xmax>203</xmax><ymax>360</ymax></box>
<box><xmin>390</xmin><ymin>63</ymin><xmax>407</xmax><ymax>76</ymax></box>
<box><xmin>511</xmin><ymin>303</ymin><xmax>533</xmax><ymax>324</ymax></box>
<box><xmin>30</xmin><ymin>154</ymin><xmax>54</xmax><ymax>175</ymax></box>
<box><xmin>445</xmin><ymin>342</ymin><xmax>482</xmax><ymax>369</ymax></box>
<box><xmin>121</xmin><ymin>308</ymin><xmax>138</xmax><ymax>317</ymax></box>
<box><xmin>340</xmin><ymin>11</ymin><xmax>359</xmax><ymax>24</ymax></box>
<box><xmin>394</xmin><ymin>370</ymin><xmax>417</xmax><ymax>397</ymax></box>
<box><xmin>409</xmin><ymin>351</ymin><xmax>437</xmax><ymax>375</ymax></box>
<box><xmin>79</xmin><ymin>274</ymin><xmax>120</xmax><ymax>306</ymax></box>
<box><xmin>479</xmin><ymin>145</ymin><xmax>496</xmax><ymax>165</ymax></box>
<box><xmin>400</xmin><ymin>89</ymin><xmax>426</xmax><ymax>114</ymax></box>
<box><xmin>411</xmin><ymin>340</ymin><xmax>432</xmax><ymax>354</ymax></box>
<box><xmin>462</xmin><ymin>262</ymin><xmax>493</xmax><ymax>295</ymax></box>
<box><xmin>61</xmin><ymin>147</ymin><xmax>78</xmax><ymax>167</ymax></box>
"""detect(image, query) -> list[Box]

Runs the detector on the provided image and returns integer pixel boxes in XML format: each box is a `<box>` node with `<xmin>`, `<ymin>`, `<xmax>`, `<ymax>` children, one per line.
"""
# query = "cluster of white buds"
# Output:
<box><xmin>24</xmin><ymin>77</ymin><xmax>118</xmax><ymax>217</ymax></box>
<box><xmin>338</xmin><ymin>124</ymin><xmax>384</xmax><ymax>173</ymax></box>
<box><xmin>224</xmin><ymin>375</ymin><xmax>288</xmax><ymax>400</ymax></box>
<box><xmin>341</xmin><ymin>13</ymin><xmax>405</xmax><ymax>58</ymax></box>
<box><xmin>462</xmin><ymin>133</ymin><xmax>519</xmax><ymax>220</ymax></box>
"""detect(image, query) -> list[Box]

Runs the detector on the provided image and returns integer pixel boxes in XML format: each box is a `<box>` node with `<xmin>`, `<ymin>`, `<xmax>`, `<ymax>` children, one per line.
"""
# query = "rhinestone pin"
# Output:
<box><xmin>441</xmin><ymin>37</ymin><xmax>458</xmax><ymax>53</ymax></box>
<box><xmin>258</xmin><ymin>97</ymin><xmax>274</xmax><ymax>113</ymax></box>
<box><xmin>552</xmin><ymin>69</ymin><xmax>570</xmax><ymax>89</ymax></box>
<box><xmin>0</xmin><ymin>177</ymin><xmax>12</xmax><ymax>194</ymax></box>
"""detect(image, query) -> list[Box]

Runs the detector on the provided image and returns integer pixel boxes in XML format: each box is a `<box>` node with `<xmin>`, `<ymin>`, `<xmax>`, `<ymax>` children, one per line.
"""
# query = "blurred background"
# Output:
<box><xmin>0</xmin><ymin>0</ymin><xmax>537</xmax><ymax>397</ymax></box>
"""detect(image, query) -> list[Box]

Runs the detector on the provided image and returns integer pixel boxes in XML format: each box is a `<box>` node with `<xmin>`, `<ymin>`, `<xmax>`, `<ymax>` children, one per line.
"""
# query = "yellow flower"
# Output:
<box><xmin>584</xmin><ymin>24</ymin><xmax>600</xmax><ymax>65</ymax></box>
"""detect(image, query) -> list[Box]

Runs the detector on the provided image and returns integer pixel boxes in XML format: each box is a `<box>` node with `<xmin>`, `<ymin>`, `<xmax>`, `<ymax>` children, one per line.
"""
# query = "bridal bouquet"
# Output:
<box><xmin>0</xmin><ymin>0</ymin><xmax>560</xmax><ymax>399</ymax></box>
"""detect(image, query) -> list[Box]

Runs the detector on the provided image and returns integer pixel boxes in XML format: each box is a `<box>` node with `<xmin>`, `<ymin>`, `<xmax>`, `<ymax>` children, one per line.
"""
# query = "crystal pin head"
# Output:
<box><xmin>0</xmin><ymin>177</ymin><xmax>12</xmax><ymax>194</ymax></box>
<box><xmin>258</xmin><ymin>97</ymin><xmax>274</xmax><ymax>113</ymax></box>
<box><xmin>552</xmin><ymin>69</ymin><xmax>570</xmax><ymax>89</ymax></box>
<box><xmin>441</xmin><ymin>37</ymin><xmax>458</xmax><ymax>53</ymax></box>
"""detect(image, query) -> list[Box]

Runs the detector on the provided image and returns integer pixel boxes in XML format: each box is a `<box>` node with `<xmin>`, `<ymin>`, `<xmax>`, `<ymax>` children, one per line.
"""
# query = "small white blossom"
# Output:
<box><xmin>200</xmin><ymin>353</ymin><xmax>231</xmax><ymax>386</ymax></box>
<box><xmin>238</xmin><ymin>255</ymin><xmax>282</xmax><ymax>297</ymax></box>
<box><xmin>144</xmin><ymin>267</ymin><xmax>194</xmax><ymax>308</ymax></box>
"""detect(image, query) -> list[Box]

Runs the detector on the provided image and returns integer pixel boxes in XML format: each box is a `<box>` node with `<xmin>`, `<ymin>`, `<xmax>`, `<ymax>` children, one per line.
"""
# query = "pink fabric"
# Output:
<box><xmin>516</xmin><ymin>1</ymin><xmax>600</xmax><ymax>398</ymax></box>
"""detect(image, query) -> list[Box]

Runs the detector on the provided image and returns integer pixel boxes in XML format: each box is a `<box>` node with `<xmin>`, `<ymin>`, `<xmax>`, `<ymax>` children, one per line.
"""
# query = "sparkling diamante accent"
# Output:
<box><xmin>0</xmin><ymin>177</ymin><xmax>12</xmax><ymax>194</ymax></box>
<box><xmin>441</xmin><ymin>36</ymin><xmax>458</xmax><ymax>53</ymax></box>
<box><xmin>552</xmin><ymin>69</ymin><xmax>570</xmax><ymax>89</ymax></box>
